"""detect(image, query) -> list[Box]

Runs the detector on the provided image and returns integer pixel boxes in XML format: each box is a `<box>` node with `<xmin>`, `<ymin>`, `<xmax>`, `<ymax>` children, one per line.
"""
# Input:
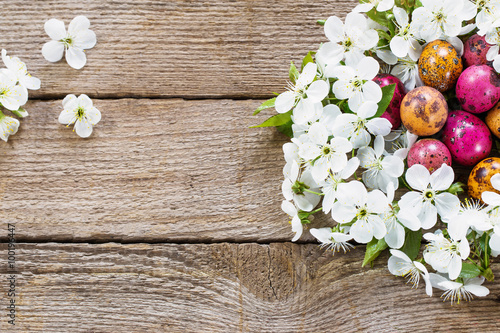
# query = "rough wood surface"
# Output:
<box><xmin>1</xmin><ymin>242</ymin><xmax>499</xmax><ymax>332</ymax></box>
<box><xmin>1</xmin><ymin>0</ymin><xmax>355</xmax><ymax>99</ymax></box>
<box><xmin>0</xmin><ymin>99</ymin><xmax>316</xmax><ymax>243</ymax></box>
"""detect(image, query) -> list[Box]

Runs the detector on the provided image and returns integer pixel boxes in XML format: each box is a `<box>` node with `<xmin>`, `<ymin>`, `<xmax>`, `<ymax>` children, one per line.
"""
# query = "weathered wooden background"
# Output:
<box><xmin>1</xmin><ymin>0</ymin><xmax>500</xmax><ymax>332</ymax></box>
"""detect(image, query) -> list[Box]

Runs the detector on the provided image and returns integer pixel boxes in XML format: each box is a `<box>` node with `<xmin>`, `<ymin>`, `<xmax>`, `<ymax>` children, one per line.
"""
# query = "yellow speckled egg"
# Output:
<box><xmin>468</xmin><ymin>157</ymin><xmax>500</xmax><ymax>201</ymax></box>
<box><xmin>486</xmin><ymin>101</ymin><xmax>500</xmax><ymax>139</ymax></box>
<box><xmin>419</xmin><ymin>40</ymin><xmax>463</xmax><ymax>92</ymax></box>
<box><xmin>400</xmin><ymin>86</ymin><xmax>448</xmax><ymax>136</ymax></box>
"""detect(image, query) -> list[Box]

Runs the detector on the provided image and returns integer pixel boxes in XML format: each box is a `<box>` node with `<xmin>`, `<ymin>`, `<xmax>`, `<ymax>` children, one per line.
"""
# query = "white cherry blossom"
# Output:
<box><xmin>0</xmin><ymin>114</ymin><xmax>19</xmax><ymax>142</ymax></box>
<box><xmin>58</xmin><ymin>94</ymin><xmax>101</xmax><ymax>138</ymax></box>
<box><xmin>357</xmin><ymin>135</ymin><xmax>404</xmax><ymax>192</ymax></box>
<box><xmin>388</xmin><ymin>249</ymin><xmax>432</xmax><ymax>296</ymax></box>
<box><xmin>430</xmin><ymin>274</ymin><xmax>490</xmax><ymax>304</ymax></box>
<box><xmin>391</xmin><ymin>53</ymin><xmax>423</xmax><ymax>91</ymax></box>
<box><xmin>0</xmin><ymin>70</ymin><xmax>28</xmax><ymax>111</ymax></box>
<box><xmin>424</xmin><ymin>232</ymin><xmax>470</xmax><ymax>280</ymax></box>
<box><xmin>310</xmin><ymin>227</ymin><xmax>354</xmax><ymax>253</ymax></box>
<box><xmin>331</xmin><ymin>56</ymin><xmax>382</xmax><ymax>111</ymax></box>
<box><xmin>398</xmin><ymin>164</ymin><xmax>460</xmax><ymax>229</ymax></box>
<box><xmin>281</xmin><ymin>160</ymin><xmax>321</xmax><ymax>212</ymax></box>
<box><xmin>390</xmin><ymin>7</ymin><xmax>423</xmax><ymax>59</ymax></box>
<box><xmin>323</xmin><ymin>13</ymin><xmax>379</xmax><ymax>63</ymax></box>
<box><xmin>42</xmin><ymin>16</ymin><xmax>97</xmax><ymax>69</ymax></box>
<box><xmin>1</xmin><ymin>49</ymin><xmax>40</xmax><ymax>91</ymax></box>
<box><xmin>331</xmin><ymin>180</ymin><xmax>388</xmax><ymax>244</ymax></box>
<box><xmin>332</xmin><ymin>101</ymin><xmax>392</xmax><ymax>149</ymax></box>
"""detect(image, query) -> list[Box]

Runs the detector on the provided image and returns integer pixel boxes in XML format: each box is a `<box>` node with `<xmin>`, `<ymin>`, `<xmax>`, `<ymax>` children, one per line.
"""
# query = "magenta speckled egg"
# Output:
<box><xmin>407</xmin><ymin>139</ymin><xmax>452</xmax><ymax>173</ymax></box>
<box><xmin>456</xmin><ymin>65</ymin><xmax>500</xmax><ymax>113</ymax></box>
<box><xmin>373</xmin><ymin>74</ymin><xmax>406</xmax><ymax>129</ymax></box>
<box><xmin>463</xmin><ymin>34</ymin><xmax>492</xmax><ymax>68</ymax></box>
<box><xmin>441</xmin><ymin>110</ymin><xmax>493</xmax><ymax>166</ymax></box>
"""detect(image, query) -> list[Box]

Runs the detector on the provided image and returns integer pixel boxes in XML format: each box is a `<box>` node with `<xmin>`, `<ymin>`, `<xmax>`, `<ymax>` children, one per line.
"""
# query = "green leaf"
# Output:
<box><xmin>253</xmin><ymin>97</ymin><xmax>276</xmax><ymax>116</ymax></box>
<box><xmin>289</xmin><ymin>61</ymin><xmax>299</xmax><ymax>84</ymax></box>
<box><xmin>301</xmin><ymin>51</ymin><xmax>315</xmax><ymax>71</ymax></box>
<box><xmin>481</xmin><ymin>267</ymin><xmax>494</xmax><ymax>282</ymax></box>
<box><xmin>11</xmin><ymin>107</ymin><xmax>28</xmax><ymax>118</ymax></box>
<box><xmin>317</xmin><ymin>20</ymin><xmax>326</xmax><ymax>26</ymax></box>
<box><xmin>250</xmin><ymin>110</ymin><xmax>292</xmax><ymax>128</ymax></box>
<box><xmin>369</xmin><ymin>84</ymin><xmax>396</xmax><ymax>119</ymax></box>
<box><xmin>459</xmin><ymin>263</ymin><xmax>482</xmax><ymax>279</ymax></box>
<box><xmin>400</xmin><ymin>229</ymin><xmax>422</xmax><ymax>261</ymax></box>
<box><xmin>479</xmin><ymin>232</ymin><xmax>492</xmax><ymax>258</ymax></box>
<box><xmin>277</xmin><ymin>120</ymin><xmax>293</xmax><ymax>138</ymax></box>
<box><xmin>362</xmin><ymin>238</ymin><xmax>388</xmax><ymax>267</ymax></box>
<box><xmin>366</xmin><ymin>8</ymin><xmax>389</xmax><ymax>29</ymax></box>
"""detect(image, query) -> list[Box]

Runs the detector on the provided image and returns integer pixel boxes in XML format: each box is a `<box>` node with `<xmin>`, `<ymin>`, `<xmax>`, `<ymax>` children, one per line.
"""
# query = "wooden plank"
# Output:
<box><xmin>1</xmin><ymin>242</ymin><xmax>499</xmax><ymax>332</ymax></box>
<box><xmin>0</xmin><ymin>0</ymin><xmax>355</xmax><ymax>99</ymax></box>
<box><xmin>0</xmin><ymin>98</ymin><xmax>313</xmax><ymax>243</ymax></box>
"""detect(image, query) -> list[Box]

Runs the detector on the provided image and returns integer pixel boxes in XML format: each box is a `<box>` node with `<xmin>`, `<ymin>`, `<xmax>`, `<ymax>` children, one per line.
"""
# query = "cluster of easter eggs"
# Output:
<box><xmin>373</xmin><ymin>35</ymin><xmax>500</xmax><ymax>201</ymax></box>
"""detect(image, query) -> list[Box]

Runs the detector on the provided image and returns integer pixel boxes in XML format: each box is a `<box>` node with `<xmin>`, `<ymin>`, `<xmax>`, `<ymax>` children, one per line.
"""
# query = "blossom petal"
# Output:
<box><xmin>366</xmin><ymin>118</ymin><xmax>392</xmax><ymax>136</ymax></box>
<box><xmin>464</xmin><ymin>284</ymin><xmax>490</xmax><ymax>297</ymax></box>
<box><xmin>336</xmin><ymin>180</ymin><xmax>367</xmax><ymax>208</ymax></box>
<box><xmin>482</xmin><ymin>191</ymin><xmax>500</xmax><ymax>207</ymax></box>
<box><xmin>341</xmin><ymin>157</ymin><xmax>360</xmax><ymax>179</ymax></box>
<box><xmin>430</xmin><ymin>164</ymin><xmax>454</xmax><ymax>191</ymax></box>
<box><xmin>308</xmin><ymin>122</ymin><xmax>328</xmax><ymax>146</ymax></box>
<box><xmin>86</xmin><ymin>107</ymin><xmax>101</xmax><ymax>125</ymax></box>
<box><xmin>275</xmin><ymin>91</ymin><xmax>296</xmax><ymax>114</ymax></box>
<box><xmin>324</xmin><ymin>16</ymin><xmax>344</xmax><ymax>43</ymax></box>
<box><xmin>356</xmin><ymin>101</ymin><xmax>378</xmax><ymax>119</ymax></box>
<box><xmin>398</xmin><ymin>191</ymin><xmax>423</xmax><ymax>213</ymax></box>
<box><xmin>42</xmin><ymin>41</ymin><xmax>65</xmax><ymax>62</ymax></box>
<box><xmin>419</xmin><ymin>201</ymin><xmax>437</xmax><ymax>229</ymax></box>
<box><xmin>361</xmin><ymin>81</ymin><xmax>382</xmax><ymax>103</ymax></box>
<box><xmin>367</xmin><ymin>190</ymin><xmax>388</xmax><ymax>213</ymax></box>
<box><xmin>306</xmin><ymin>80</ymin><xmax>329</xmax><ymax>103</ymax></box>
<box><xmin>448</xmin><ymin>255</ymin><xmax>462</xmax><ymax>280</ymax></box>
<box><xmin>350</xmin><ymin>219</ymin><xmax>374</xmax><ymax>244</ymax></box>
<box><xmin>381</xmin><ymin>156</ymin><xmax>404</xmax><ymax>178</ymax></box>
<box><xmin>291</xmin><ymin>215</ymin><xmax>303</xmax><ymax>242</ymax></box>
<box><xmin>20</xmin><ymin>75</ymin><xmax>41</xmax><ymax>90</ymax></box>
<box><xmin>390</xmin><ymin>36</ymin><xmax>410</xmax><ymax>58</ymax></box>
<box><xmin>74</xmin><ymin>118</ymin><xmax>93</xmax><ymax>138</ymax></box>
<box><xmin>331</xmin><ymin>202</ymin><xmax>357</xmax><ymax>223</ymax></box>
<box><xmin>45</xmin><ymin>18</ymin><xmax>66</xmax><ymax>40</ymax></box>
<box><xmin>310</xmin><ymin>228</ymin><xmax>333</xmax><ymax>244</ymax></box>
<box><xmin>370</xmin><ymin>215</ymin><xmax>387</xmax><ymax>240</ymax></box>
<box><xmin>65</xmin><ymin>47</ymin><xmax>87</xmax><ymax>69</ymax></box>
<box><xmin>385</xmin><ymin>222</ymin><xmax>405</xmax><ymax>249</ymax></box>
<box><xmin>74</xmin><ymin>29</ymin><xmax>97</xmax><ymax>50</ymax></box>
<box><xmin>357</xmin><ymin>57</ymin><xmax>380</xmax><ymax>80</ymax></box>
<box><xmin>435</xmin><ymin>192</ymin><xmax>460</xmax><ymax>219</ymax></box>
<box><xmin>397</xmin><ymin>210</ymin><xmax>421</xmax><ymax>231</ymax></box>
<box><xmin>297</xmin><ymin>63</ymin><xmax>317</xmax><ymax>87</ymax></box>
<box><xmin>58</xmin><ymin>109</ymin><xmax>75</xmax><ymax>125</ymax></box>
<box><xmin>406</xmin><ymin>164</ymin><xmax>430</xmax><ymax>191</ymax></box>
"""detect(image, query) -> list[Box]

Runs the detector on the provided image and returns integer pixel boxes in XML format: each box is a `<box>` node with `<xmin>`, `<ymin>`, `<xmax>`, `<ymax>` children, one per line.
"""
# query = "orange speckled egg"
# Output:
<box><xmin>418</xmin><ymin>40</ymin><xmax>463</xmax><ymax>92</ymax></box>
<box><xmin>468</xmin><ymin>157</ymin><xmax>500</xmax><ymax>201</ymax></box>
<box><xmin>486</xmin><ymin>101</ymin><xmax>500</xmax><ymax>139</ymax></box>
<box><xmin>400</xmin><ymin>86</ymin><xmax>448</xmax><ymax>136</ymax></box>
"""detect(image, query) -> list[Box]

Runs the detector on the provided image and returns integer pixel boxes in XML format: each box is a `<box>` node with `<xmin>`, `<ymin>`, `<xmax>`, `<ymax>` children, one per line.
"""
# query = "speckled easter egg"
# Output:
<box><xmin>463</xmin><ymin>34</ymin><xmax>492</xmax><ymax>68</ymax></box>
<box><xmin>419</xmin><ymin>40</ymin><xmax>462</xmax><ymax>92</ymax></box>
<box><xmin>373</xmin><ymin>74</ymin><xmax>406</xmax><ymax>129</ymax></box>
<box><xmin>407</xmin><ymin>139</ymin><xmax>452</xmax><ymax>173</ymax></box>
<box><xmin>441</xmin><ymin>110</ymin><xmax>492</xmax><ymax>166</ymax></box>
<box><xmin>400</xmin><ymin>86</ymin><xmax>448</xmax><ymax>136</ymax></box>
<box><xmin>486</xmin><ymin>101</ymin><xmax>500</xmax><ymax>139</ymax></box>
<box><xmin>456</xmin><ymin>65</ymin><xmax>500</xmax><ymax>113</ymax></box>
<box><xmin>468</xmin><ymin>157</ymin><xmax>500</xmax><ymax>201</ymax></box>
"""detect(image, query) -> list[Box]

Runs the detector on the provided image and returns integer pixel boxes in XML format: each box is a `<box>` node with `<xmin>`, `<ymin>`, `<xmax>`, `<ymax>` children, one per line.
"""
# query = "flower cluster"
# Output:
<box><xmin>0</xmin><ymin>49</ymin><xmax>40</xmax><ymax>141</ymax></box>
<box><xmin>252</xmin><ymin>0</ymin><xmax>500</xmax><ymax>303</ymax></box>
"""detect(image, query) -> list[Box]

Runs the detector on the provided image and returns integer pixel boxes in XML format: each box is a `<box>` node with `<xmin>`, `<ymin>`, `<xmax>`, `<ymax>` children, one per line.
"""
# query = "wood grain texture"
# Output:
<box><xmin>0</xmin><ymin>98</ymin><xmax>312</xmax><ymax>243</ymax></box>
<box><xmin>0</xmin><ymin>0</ymin><xmax>355</xmax><ymax>99</ymax></box>
<box><xmin>1</xmin><ymin>242</ymin><xmax>499</xmax><ymax>332</ymax></box>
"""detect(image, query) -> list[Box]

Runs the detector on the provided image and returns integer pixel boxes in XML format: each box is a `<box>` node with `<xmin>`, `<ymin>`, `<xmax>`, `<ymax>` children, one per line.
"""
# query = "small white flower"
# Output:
<box><xmin>381</xmin><ymin>183</ymin><xmax>421</xmax><ymax>248</ymax></box>
<box><xmin>281</xmin><ymin>200</ymin><xmax>303</xmax><ymax>242</ymax></box>
<box><xmin>42</xmin><ymin>16</ymin><xmax>97</xmax><ymax>69</ymax></box>
<box><xmin>445</xmin><ymin>199</ymin><xmax>488</xmax><ymax>240</ymax></box>
<box><xmin>388</xmin><ymin>249</ymin><xmax>432</xmax><ymax>296</ymax></box>
<box><xmin>357</xmin><ymin>135</ymin><xmax>404</xmax><ymax>192</ymax></box>
<box><xmin>429</xmin><ymin>274</ymin><xmax>490</xmax><ymax>304</ymax></box>
<box><xmin>424</xmin><ymin>232</ymin><xmax>470</xmax><ymax>280</ymax></box>
<box><xmin>332</xmin><ymin>101</ymin><xmax>392</xmax><ymax>149</ymax></box>
<box><xmin>292</xmin><ymin>104</ymin><xmax>341</xmax><ymax>138</ymax></box>
<box><xmin>281</xmin><ymin>160</ymin><xmax>321</xmax><ymax>212</ymax></box>
<box><xmin>331</xmin><ymin>56</ymin><xmax>382</xmax><ymax>111</ymax></box>
<box><xmin>398</xmin><ymin>164</ymin><xmax>460</xmax><ymax>229</ymax></box>
<box><xmin>392</xmin><ymin>129</ymin><xmax>419</xmax><ymax>160</ymax></box>
<box><xmin>310</xmin><ymin>227</ymin><xmax>354</xmax><ymax>253</ymax></box>
<box><xmin>0</xmin><ymin>70</ymin><xmax>28</xmax><ymax>111</ymax></box>
<box><xmin>0</xmin><ymin>114</ymin><xmax>19</xmax><ymax>142</ymax></box>
<box><xmin>298</xmin><ymin>122</ymin><xmax>353</xmax><ymax>182</ymax></box>
<box><xmin>1</xmin><ymin>49</ymin><xmax>40</xmax><ymax>91</ymax></box>
<box><xmin>58</xmin><ymin>94</ymin><xmax>101</xmax><ymax>138</ymax></box>
<box><xmin>391</xmin><ymin>54</ymin><xmax>423</xmax><ymax>91</ymax></box>
<box><xmin>319</xmin><ymin>157</ymin><xmax>360</xmax><ymax>214</ymax></box>
<box><xmin>412</xmin><ymin>0</ymin><xmax>471</xmax><ymax>42</ymax></box>
<box><xmin>353</xmin><ymin>0</ymin><xmax>394</xmax><ymax>13</ymax></box>
<box><xmin>474</xmin><ymin>0</ymin><xmax>500</xmax><ymax>34</ymax></box>
<box><xmin>275</xmin><ymin>63</ymin><xmax>329</xmax><ymax>123</ymax></box>
<box><xmin>323</xmin><ymin>13</ymin><xmax>379</xmax><ymax>63</ymax></box>
<box><xmin>331</xmin><ymin>180</ymin><xmax>388</xmax><ymax>244</ymax></box>
<box><xmin>390</xmin><ymin>7</ymin><xmax>423</xmax><ymax>59</ymax></box>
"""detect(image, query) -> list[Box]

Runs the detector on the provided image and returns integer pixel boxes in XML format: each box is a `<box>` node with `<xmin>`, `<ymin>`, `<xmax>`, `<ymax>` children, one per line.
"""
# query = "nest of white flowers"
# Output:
<box><xmin>252</xmin><ymin>0</ymin><xmax>500</xmax><ymax>304</ymax></box>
